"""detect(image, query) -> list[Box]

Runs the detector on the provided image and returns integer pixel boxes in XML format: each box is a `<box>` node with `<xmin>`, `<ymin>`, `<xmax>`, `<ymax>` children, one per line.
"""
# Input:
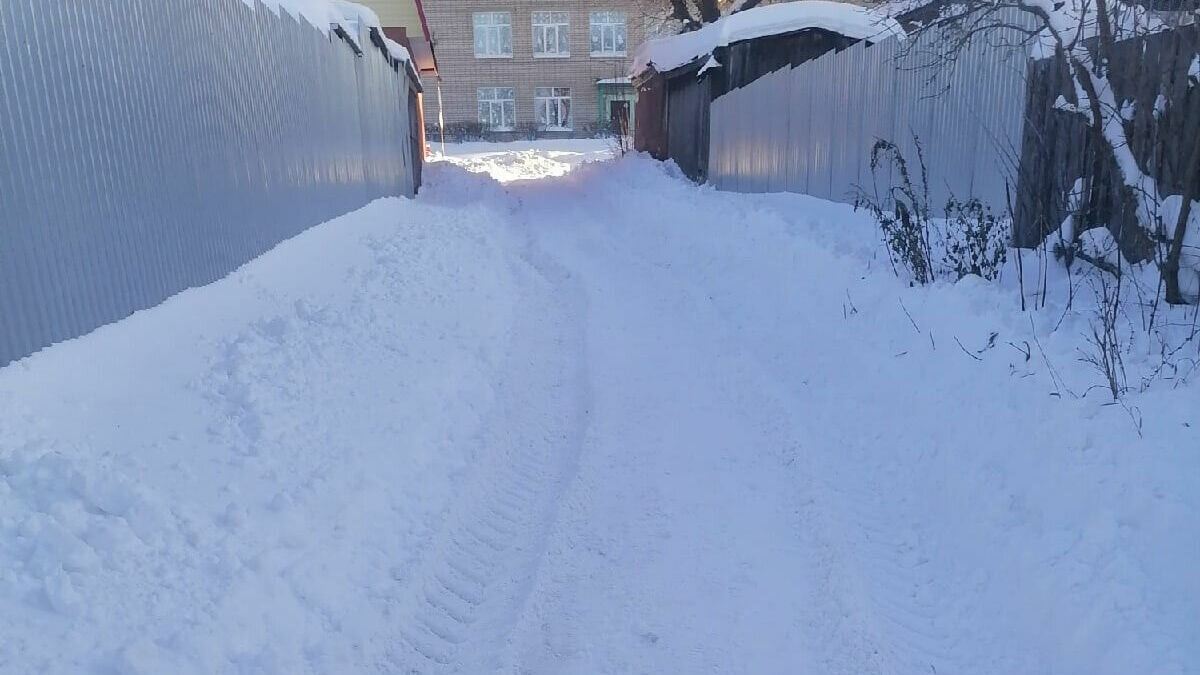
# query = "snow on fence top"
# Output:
<box><xmin>242</xmin><ymin>0</ymin><xmax>412</xmax><ymax>65</ymax></box>
<box><xmin>1021</xmin><ymin>0</ymin><xmax>1166</xmax><ymax>59</ymax></box>
<box><xmin>631</xmin><ymin>0</ymin><xmax>904</xmax><ymax>75</ymax></box>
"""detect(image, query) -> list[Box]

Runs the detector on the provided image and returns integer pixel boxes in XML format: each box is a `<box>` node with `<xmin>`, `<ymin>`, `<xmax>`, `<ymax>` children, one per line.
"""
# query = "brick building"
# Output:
<box><xmin>419</xmin><ymin>0</ymin><xmax>644</xmax><ymax>137</ymax></box>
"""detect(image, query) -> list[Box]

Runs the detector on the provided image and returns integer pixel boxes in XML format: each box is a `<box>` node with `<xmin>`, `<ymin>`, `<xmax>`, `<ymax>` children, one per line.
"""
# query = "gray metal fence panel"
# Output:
<box><xmin>828</xmin><ymin>44</ymin><xmax>860</xmax><ymax>204</ymax></box>
<box><xmin>807</xmin><ymin>51</ymin><xmax>831</xmax><ymax>200</ymax></box>
<box><xmin>766</xmin><ymin>69</ymin><xmax>784</xmax><ymax>191</ymax></box>
<box><xmin>752</xmin><ymin>72</ymin><xmax>767</xmax><ymax>192</ymax></box>
<box><xmin>862</xmin><ymin>39</ymin><xmax>895</xmax><ymax>198</ymax></box>
<box><xmin>891</xmin><ymin>41</ymin><xmax>922</xmax><ymax>196</ymax></box>
<box><xmin>788</xmin><ymin>59</ymin><xmax>811</xmax><ymax>195</ymax></box>
<box><xmin>715</xmin><ymin>98</ymin><xmax>726</xmax><ymax>186</ymax></box>
<box><xmin>709</xmin><ymin>96</ymin><xmax>723</xmax><ymax>187</ymax></box>
<box><xmin>714</xmin><ymin>88</ymin><xmax>734</xmax><ymax>191</ymax></box>
<box><xmin>769</xmin><ymin>67</ymin><xmax>793</xmax><ymax>193</ymax></box>
<box><xmin>708</xmin><ymin>9</ymin><xmax>1038</xmax><ymax>216</ymax></box>
<box><xmin>0</xmin><ymin>0</ymin><xmax>417</xmax><ymax>366</ymax></box>
<box><xmin>968</xmin><ymin>23</ymin><xmax>1036</xmax><ymax>208</ymax></box>
<box><xmin>750</xmin><ymin>72</ymin><xmax>769</xmax><ymax>193</ymax></box>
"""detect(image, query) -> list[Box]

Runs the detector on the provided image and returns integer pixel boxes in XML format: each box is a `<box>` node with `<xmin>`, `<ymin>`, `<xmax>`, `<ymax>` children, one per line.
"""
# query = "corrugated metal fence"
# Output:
<box><xmin>0</xmin><ymin>0</ymin><xmax>418</xmax><ymax>366</ymax></box>
<box><xmin>667</xmin><ymin>73</ymin><xmax>712</xmax><ymax>182</ymax></box>
<box><xmin>708</xmin><ymin>12</ymin><xmax>1036</xmax><ymax>212</ymax></box>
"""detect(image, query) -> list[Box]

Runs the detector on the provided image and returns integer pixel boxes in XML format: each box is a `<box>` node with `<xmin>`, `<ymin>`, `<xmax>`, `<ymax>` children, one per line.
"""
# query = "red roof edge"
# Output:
<box><xmin>413</xmin><ymin>0</ymin><xmax>433</xmax><ymax>44</ymax></box>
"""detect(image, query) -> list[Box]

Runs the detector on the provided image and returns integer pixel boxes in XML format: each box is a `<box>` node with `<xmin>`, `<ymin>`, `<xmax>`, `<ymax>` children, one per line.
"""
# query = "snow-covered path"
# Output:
<box><xmin>443</xmin><ymin>144</ymin><xmax>1196</xmax><ymax>674</ymax></box>
<box><xmin>503</xmin><ymin>193</ymin><xmax>838</xmax><ymax>674</ymax></box>
<box><xmin>0</xmin><ymin>142</ymin><xmax>1195</xmax><ymax>674</ymax></box>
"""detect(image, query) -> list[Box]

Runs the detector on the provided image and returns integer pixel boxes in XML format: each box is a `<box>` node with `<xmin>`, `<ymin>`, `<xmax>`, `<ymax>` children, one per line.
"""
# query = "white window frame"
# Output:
<box><xmin>589</xmin><ymin>11</ymin><xmax>627</xmax><ymax>57</ymax></box>
<box><xmin>534</xmin><ymin>87</ymin><xmax>572</xmax><ymax>130</ymax></box>
<box><xmin>532</xmin><ymin>11</ymin><xmax>570</xmax><ymax>58</ymax></box>
<box><xmin>473</xmin><ymin>12</ymin><xmax>512</xmax><ymax>58</ymax></box>
<box><xmin>478</xmin><ymin>87</ymin><xmax>517</xmax><ymax>131</ymax></box>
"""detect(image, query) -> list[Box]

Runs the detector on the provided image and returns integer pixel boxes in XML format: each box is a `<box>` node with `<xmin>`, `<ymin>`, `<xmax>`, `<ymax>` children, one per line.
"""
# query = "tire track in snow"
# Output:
<box><xmin>386</xmin><ymin>239</ymin><xmax>590</xmax><ymax>673</ymax></box>
<box><xmin>491</xmin><ymin>184</ymin><xmax>944</xmax><ymax>674</ymax></box>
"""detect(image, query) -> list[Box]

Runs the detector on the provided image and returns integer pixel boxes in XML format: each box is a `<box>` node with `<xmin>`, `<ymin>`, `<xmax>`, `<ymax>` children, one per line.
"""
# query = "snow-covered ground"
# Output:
<box><xmin>1</xmin><ymin>143</ymin><xmax>1195</xmax><ymax>674</ymax></box>
<box><xmin>431</xmin><ymin>139</ymin><xmax>614</xmax><ymax>183</ymax></box>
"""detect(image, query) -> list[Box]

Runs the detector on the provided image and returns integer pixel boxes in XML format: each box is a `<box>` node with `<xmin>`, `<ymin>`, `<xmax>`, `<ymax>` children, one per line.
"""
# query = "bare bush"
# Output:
<box><xmin>442</xmin><ymin>121</ymin><xmax>489</xmax><ymax>143</ymax></box>
<box><xmin>855</xmin><ymin>137</ymin><xmax>936</xmax><ymax>285</ymax></box>
<box><xmin>1080</xmin><ymin>269</ymin><xmax>1129</xmax><ymax>400</ymax></box>
<box><xmin>609</xmin><ymin>110</ymin><xmax>633</xmax><ymax>156</ymax></box>
<box><xmin>515</xmin><ymin>122</ymin><xmax>541</xmax><ymax>141</ymax></box>
<box><xmin>943</xmin><ymin>198</ymin><xmax>1010</xmax><ymax>281</ymax></box>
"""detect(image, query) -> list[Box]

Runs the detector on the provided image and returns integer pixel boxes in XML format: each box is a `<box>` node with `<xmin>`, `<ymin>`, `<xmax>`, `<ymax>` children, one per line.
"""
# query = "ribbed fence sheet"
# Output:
<box><xmin>709</xmin><ymin>11</ymin><xmax>1035</xmax><ymax>212</ymax></box>
<box><xmin>0</xmin><ymin>0</ymin><xmax>417</xmax><ymax>366</ymax></box>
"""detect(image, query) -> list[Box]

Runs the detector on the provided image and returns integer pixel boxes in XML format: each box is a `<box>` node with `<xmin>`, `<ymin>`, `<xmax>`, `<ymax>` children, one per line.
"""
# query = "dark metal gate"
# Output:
<box><xmin>666</xmin><ymin>73</ymin><xmax>711</xmax><ymax>182</ymax></box>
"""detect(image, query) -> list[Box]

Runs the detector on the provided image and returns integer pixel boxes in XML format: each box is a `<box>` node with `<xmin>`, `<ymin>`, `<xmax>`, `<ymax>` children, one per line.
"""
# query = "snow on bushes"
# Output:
<box><xmin>854</xmin><ymin>138</ymin><xmax>1009</xmax><ymax>286</ymax></box>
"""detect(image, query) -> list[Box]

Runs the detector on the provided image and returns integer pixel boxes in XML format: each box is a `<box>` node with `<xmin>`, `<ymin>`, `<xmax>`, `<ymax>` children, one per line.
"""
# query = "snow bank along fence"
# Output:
<box><xmin>707</xmin><ymin>10</ymin><xmax>1035</xmax><ymax>216</ymax></box>
<box><xmin>671</xmin><ymin>8</ymin><xmax>1198</xmax><ymax>257</ymax></box>
<box><xmin>0</xmin><ymin>0</ymin><xmax>422</xmax><ymax>367</ymax></box>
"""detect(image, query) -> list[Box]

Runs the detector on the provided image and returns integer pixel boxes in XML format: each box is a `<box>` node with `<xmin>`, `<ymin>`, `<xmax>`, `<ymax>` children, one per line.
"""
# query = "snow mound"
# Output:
<box><xmin>632</xmin><ymin>0</ymin><xmax>904</xmax><ymax>75</ymax></box>
<box><xmin>432</xmin><ymin>139</ymin><xmax>615</xmax><ymax>183</ymax></box>
<box><xmin>0</xmin><ymin>196</ymin><xmax>524</xmax><ymax>672</ymax></box>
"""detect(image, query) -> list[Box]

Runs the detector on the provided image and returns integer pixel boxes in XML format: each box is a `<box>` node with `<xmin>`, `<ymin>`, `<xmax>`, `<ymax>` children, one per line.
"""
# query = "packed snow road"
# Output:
<box><xmin>0</xmin><ymin>141</ymin><xmax>1195</xmax><ymax>674</ymax></box>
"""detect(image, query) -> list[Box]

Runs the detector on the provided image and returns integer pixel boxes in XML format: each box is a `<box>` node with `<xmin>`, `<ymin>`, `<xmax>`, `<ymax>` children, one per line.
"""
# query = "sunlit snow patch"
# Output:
<box><xmin>431</xmin><ymin>139</ymin><xmax>615</xmax><ymax>183</ymax></box>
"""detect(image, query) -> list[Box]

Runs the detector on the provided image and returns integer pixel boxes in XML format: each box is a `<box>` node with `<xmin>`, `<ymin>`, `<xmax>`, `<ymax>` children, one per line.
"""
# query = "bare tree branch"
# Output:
<box><xmin>668</xmin><ymin>0</ymin><xmax>702</xmax><ymax>31</ymax></box>
<box><xmin>696</xmin><ymin>0</ymin><xmax>721</xmax><ymax>24</ymax></box>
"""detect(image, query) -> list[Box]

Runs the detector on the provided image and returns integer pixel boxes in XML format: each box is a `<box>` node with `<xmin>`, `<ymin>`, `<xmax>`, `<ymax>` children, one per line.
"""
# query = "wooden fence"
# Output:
<box><xmin>1013</xmin><ymin>24</ymin><xmax>1200</xmax><ymax>257</ymax></box>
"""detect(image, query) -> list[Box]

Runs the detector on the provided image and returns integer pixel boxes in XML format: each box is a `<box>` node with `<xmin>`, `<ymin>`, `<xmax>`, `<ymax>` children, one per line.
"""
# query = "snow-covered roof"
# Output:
<box><xmin>631</xmin><ymin>0</ymin><xmax>905</xmax><ymax>75</ymax></box>
<box><xmin>382</xmin><ymin>35</ymin><xmax>414</xmax><ymax>65</ymax></box>
<box><xmin>242</xmin><ymin>0</ymin><xmax>412</xmax><ymax>66</ymax></box>
<box><xmin>596</xmin><ymin>76</ymin><xmax>633</xmax><ymax>85</ymax></box>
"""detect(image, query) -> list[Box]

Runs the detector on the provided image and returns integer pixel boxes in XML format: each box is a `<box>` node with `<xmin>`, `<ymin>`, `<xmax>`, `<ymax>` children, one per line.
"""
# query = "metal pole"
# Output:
<box><xmin>436</xmin><ymin>80</ymin><xmax>446</xmax><ymax>156</ymax></box>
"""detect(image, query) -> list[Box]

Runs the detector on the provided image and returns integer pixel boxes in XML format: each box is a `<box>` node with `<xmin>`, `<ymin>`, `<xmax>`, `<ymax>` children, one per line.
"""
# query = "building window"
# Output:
<box><xmin>473</xmin><ymin>12</ymin><xmax>512</xmax><ymax>58</ymax></box>
<box><xmin>589</xmin><ymin>11</ymin><xmax>627</xmax><ymax>56</ymax></box>
<box><xmin>478</xmin><ymin>87</ymin><xmax>516</xmax><ymax>130</ymax></box>
<box><xmin>532</xmin><ymin>11</ymin><xmax>570</xmax><ymax>57</ymax></box>
<box><xmin>535</xmin><ymin>87</ymin><xmax>572</xmax><ymax>130</ymax></box>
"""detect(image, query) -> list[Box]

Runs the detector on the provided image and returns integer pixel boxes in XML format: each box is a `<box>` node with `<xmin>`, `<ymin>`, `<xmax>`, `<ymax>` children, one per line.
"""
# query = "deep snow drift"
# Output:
<box><xmin>0</xmin><ymin>143</ymin><xmax>1196</xmax><ymax>674</ymax></box>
